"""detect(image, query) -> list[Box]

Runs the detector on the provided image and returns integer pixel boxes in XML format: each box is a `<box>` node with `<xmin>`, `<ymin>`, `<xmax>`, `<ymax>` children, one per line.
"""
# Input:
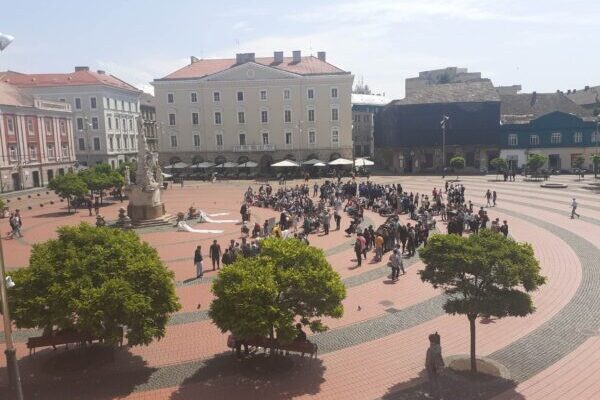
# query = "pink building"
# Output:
<box><xmin>0</xmin><ymin>82</ymin><xmax>75</xmax><ymax>191</ymax></box>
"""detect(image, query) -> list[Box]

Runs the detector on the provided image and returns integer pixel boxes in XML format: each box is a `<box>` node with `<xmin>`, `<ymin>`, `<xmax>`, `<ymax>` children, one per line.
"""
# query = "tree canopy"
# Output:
<box><xmin>78</xmin><ymin>163</ymin><xmax>124</xmax><ymax>202</ymax></box>
<box><xmin>450</xmin><ymin>156</ymin><xmax>465</xmax><ymax>170</ymax></box>
<box><xmin>490</xmin><ymin>157</ymin><xmax>508</xmax><ymax>172</ymax></box>
<box><xmin>593</xmin><ymin>154</ymin><xmax>600</xmax><ymax>178</ymax></box>
<box><xmin>419</xmin><ymin>230</ymin><xmax>545</xmax><ymax>372</ymax></box>
<box><xmin>209</xmin><ymin>237</ymin><xmax>345</xmax><ymax>343</ymax></box>
<box><xmin>8</xmin><ymin>223</ymin><xmax>181</xmax><ymax>346</ymax></box>
<box><xmin>48</xmin><ymin>173</ymin><xmax>88</xmax><ymax>213</ymax></box>
<box><xmin>526</xmin><ymin>154</ymin><xmax>548</xmax><ymax>175</ymax></box>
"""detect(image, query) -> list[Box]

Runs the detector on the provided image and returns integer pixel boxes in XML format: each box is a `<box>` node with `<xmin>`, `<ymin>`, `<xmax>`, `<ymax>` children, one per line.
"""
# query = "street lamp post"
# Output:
<box><xmin>440</xmin><ymin>115</ymin><xmax>450</xmax><ymax>176</ymax></box>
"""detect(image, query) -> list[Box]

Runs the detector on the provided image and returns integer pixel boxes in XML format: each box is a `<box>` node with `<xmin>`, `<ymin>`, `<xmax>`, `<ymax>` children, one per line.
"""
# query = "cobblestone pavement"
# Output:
<box><xmin>0</xmin><ymin>175</ymin><xmax>598</xmax><ymax>400</ymax></box>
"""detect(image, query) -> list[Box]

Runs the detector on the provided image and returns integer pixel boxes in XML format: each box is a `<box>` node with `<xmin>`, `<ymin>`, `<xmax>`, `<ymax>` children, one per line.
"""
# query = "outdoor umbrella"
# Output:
<box><xmin>328</xmin><ymin>158</ymin><xmax>353</xmax><ymax>166</ymax></box>
<box><xmin>238</xmin><ymin>161</ymin><xmax>258</xmax><ymax>168</ymax></box>
<box><xmin>271</xmin><ymin>160</ymin><xmax>300</xmax><ymax>167</ymax></box>
<box><xmin>192</xmin><ymin>162</ymin><xmax>215</xmax><ymax>169</ymax></box>
<box><xmin>313</xmin><ymin>162</ymin><xmax>327</xmax><ymax>167</ymax></box>
<box><xmin>354</xmin><ymin>158</ymin><xmax>375</xmax><ymax>167</ymax></box>
<box><xmin>216</xmin><ymin>162</ymin><xmax>239</xmax><ymax>168</ymax></box>
<box><xmin>163</xmin><ymin>162</ymin><xmax>189</xmax><ymax>170</ymax></box>
<box><xmin>303</xmin><ymin>158</ymin><xmax>325</xmax><ymax>165</ymax></box>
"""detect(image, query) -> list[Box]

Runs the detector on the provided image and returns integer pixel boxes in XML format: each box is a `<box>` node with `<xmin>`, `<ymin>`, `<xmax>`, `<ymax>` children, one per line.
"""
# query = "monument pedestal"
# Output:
<box><xmin>124</xmin><ymin>185</ymin><xmax>172</xmax><ymax>228</ymax></box>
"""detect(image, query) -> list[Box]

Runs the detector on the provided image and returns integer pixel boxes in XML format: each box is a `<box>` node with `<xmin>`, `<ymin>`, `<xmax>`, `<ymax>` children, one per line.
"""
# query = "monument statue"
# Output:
<box><xmin>124</xmin><ymin>165</ymin><xmax>131</xmax><ymax>186</ymax></box>
<box><xmin>122</xmin><ymin>116</ymin><xmax>169</xmax><ymax>226</ymax></box>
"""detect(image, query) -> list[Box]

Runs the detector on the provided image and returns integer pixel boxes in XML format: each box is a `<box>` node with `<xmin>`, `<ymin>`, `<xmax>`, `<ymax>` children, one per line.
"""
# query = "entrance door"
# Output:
<box><xmin>11</xmin><ymin>173</ymin><xmax>20</xmax><ymax>191</ymax></box>
<box><xmin>32</xmin><ymin>171</ymin><xmax>40</xmax><ymax>187</ymax></box>
<box><xmin>549</xmin><ymin>154</ymin><xmax>561</xmax><ymax>171</ymax></box>
<box><xmin>47</xmin><ymin>169</ymin><xmax>54</xmax><ymax>182</ymax></box>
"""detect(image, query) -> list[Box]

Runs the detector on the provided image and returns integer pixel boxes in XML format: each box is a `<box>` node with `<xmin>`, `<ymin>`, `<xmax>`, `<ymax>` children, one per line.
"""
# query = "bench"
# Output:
<box><xmin>228</xmin><ymin>336</ymin><xmax>318</xmax><ymax>359</ymax></box>
<box><xmin>27</xmin><ymin>327</ymin><xmax>124</xmax><ymax>355</ymax></box>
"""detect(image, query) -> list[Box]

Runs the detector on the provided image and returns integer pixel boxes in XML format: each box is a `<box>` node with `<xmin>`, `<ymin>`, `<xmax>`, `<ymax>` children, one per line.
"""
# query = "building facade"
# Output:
<box><xmin>351</xmin><ymin>93</ymin><xmax>389</xmax><ymax>159</ymax></box>
<box><xmin>0</xmin><ymin>82</ymin><xmax>76</xmax><ymax>191</ymax></box>
<box><xmin>405</xmin><ymin>67</ymin><xmax>489</xmax><ymax>97</ymax></box>
<box><xmin>1</xmin><ymin>67</ymin><xmax>142</xmax><ymax>168</ymax></box>
<box><xmin>566</xmin><ymin>85</ymin><xmax>600</xmax><ymax>115</ymax></box>
<box><xmin>499</xmin><ymin>92</ymin><xmax>598</xmax><ymax>171</ymax></box>
<box><xmin>153</xmin><ymin>51</ymin><xmax>353</xmax><ymax>171</ymax></box>
<box><xmin>375</xmin><ymin>81</ymin><xmax>501</xmax><ymax>173</ymax></box>
<box><xmin>140</xmin><ymin>92</ymin><xmax>158</xmax><ymax>152</ymax></box>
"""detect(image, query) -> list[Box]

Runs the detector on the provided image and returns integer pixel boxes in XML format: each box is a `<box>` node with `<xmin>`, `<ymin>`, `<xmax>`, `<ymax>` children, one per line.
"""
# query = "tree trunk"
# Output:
<box><xmin>468</xmin><ymin>314</ymin><xmax>477</xmax><ymax>373</ymax></box>
<box><xmin>67</xmin><ymin>198</ymin><xmax>71</xmax><ymax>214</ymax></box>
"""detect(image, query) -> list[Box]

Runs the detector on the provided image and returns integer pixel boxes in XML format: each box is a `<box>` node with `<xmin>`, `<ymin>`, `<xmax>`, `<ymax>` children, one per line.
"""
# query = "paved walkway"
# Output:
<box><xmin>0</xmin><ymin>175</ymin><xmax>598</xmax><ymax>399</ymax></box>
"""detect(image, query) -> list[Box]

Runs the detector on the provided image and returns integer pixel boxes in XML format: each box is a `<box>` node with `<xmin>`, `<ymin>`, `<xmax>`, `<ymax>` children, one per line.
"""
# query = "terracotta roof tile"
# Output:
<box><xmin>0</xmin><ymin>70</ymin><xmax>140</xmax><ymax>92</ymax></box>
<box><xmin>159</xmin><ymin>56</ymin><xmax>348</xmax><ymax>80</ymax></box>
<box><xmin>0</xmin><ymin>82</ymin><xmax>33</xmax><ymax>107</ymax></box>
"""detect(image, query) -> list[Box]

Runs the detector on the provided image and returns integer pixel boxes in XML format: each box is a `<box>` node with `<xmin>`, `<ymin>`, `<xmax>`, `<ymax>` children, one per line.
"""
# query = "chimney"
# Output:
<box><xmin>292</xmin><ymin>50</ymin><xmax>301</xmax><ymax>63</ymax></box>
<box><xmin>317</xmin><ymin>51</ymin><xmax>326</xmax><ymax>62</ymax></box>
<box><xmin>585</xmin><ymin>85</ymin><xmax>590</xmax><ymax>91</ymax></box>
<box><xmin>273</xmin><ymin>51</ymin><xmax>284</xmax><ymax>63</ymax></box>
<box><xmin>74</xmin><ymin>66</ymin><xmax>90</xmax><ymax>72</ymax></box>
<box><xmin>246</xmin><ymin>52</ymin><xmax>255</xmax><ymax>62</ymax></box>
<box><xmin>97</xmin><ymin>70</ymin><xmax>105</xmax><ymax>75</ymax></box>
<box><xmin>190</xmin><ymin>56</ymin><xmax>199</xmax><ymax>64</ymax></box>
<box><xmin>235</xmin><ymin>53</ymin><xmax>255</xmax><ymax>64</ymax></box>
<box><xmin>530</xmin><ymin>91</ymin><xmax>537</xmax><ymax>106</ymax></box>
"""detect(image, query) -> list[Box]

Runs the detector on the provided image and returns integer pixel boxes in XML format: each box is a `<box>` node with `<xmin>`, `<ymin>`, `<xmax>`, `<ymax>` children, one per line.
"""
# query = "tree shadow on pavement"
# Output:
<box><xmin>0</xmin><ymin>345</ymin><xmax>155</xmax><ymax>400</ymax></box>
<box><xmin>170</xmin><ymin>352</ymin><xmax>326</xmax><ymax>400</ymax></box>
<box><xmin>381</xmin><ymin>368</ymin><xmax>526</xmax><ymax>400</ymax></box>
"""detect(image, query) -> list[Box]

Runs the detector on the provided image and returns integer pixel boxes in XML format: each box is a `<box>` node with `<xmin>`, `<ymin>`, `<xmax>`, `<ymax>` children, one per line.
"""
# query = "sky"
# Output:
<box><xmin>1</xmin><ymin>0</ymin><xmax>599</xmax><ymax>99</ymax></box>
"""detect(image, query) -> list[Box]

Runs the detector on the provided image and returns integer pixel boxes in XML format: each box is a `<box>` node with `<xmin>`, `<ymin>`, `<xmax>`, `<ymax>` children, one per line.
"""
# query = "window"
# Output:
<box><xmin>115</xmin><ymin>118</ymin><xmax>119</xmax><ymax>129</ymax></box>
<box><xmin>239</xmin><ymin>133</ymin><xmax>246</xmax><ymax>146</ymax></box>
<box><xmin>216</xmin><ymin>134</ymin><xmax>223</xmax><ymax>146</ymax></box>
<box><xmin>193</xmin><ymin>134</ymin><xmax>201</xmax><ymax>148</ymax></box>
<box><xmin>262</xmin><ymin>132</ymin><xmax>269</xmax><ymax>145</ymax></box>
<box><xmin>27</xmin><ymin>118</ymin><xmax>35</xmax><ymax>135</ymax></box>
<box><xmin>92</xmin><ymin>117</ymin><xmax>99</xmax><ymax>130</ymax></box>
<box><xmin>213</xmin><ymin>91</ymin><xmax>220</xmax><ymax>102</ymax></box>
<box><xmin>192</xmin><ymin>112</ymin><xmax>199</xmax><ymax>125</ymax></box>
<box><xmin>29</xmin><ymin>145</ymin><xmax>37</xmax><ymax>159</ymax></box>
<box><xmin>260</xmin><ymin>90</ymin><xmax>267</xmax><ymax>101</ymax></box>
<box><xmin>551</xmin><ymin>132</ymin><xmax>562</xmax><ymax>144</ymax></box>
<box><xmin>59</xmin><ymin>119</ymin><xmax>67</xmax><ymax>134</ymax></box>
<box><xmin>169</xmin><ymin>113</ymin><xmax>176</xmax><ymax>126</ymax></box>
<box><xmin>77</xmin><ymin>118</ymin><xmax>84</xmax><ymax>131</ymax></box>
<box><xmin>119</xmin><ymin>100</ymin><xmax>124</xmax><ymax>110</ymax></box>
<box><xmin>131</xmin><ymin>102</ymin><xmax>136</xmax><ymax>112</ymax></box>
<box><xmin>129</xmin><ymin>119</ymin><xmax>133</xmax><ymax>131</ymax></box>
<box><xmin>123</xmin><ymin>118</ymin><xmax>127</xmax><ymax>132</ymax></box>
<box><xmin>170</xmin><ymin>135</ymin><xmax>178</xmax><ymax>147</ymax></box>
<box><xmin>285</xmin><ymin>131</ymin><xmax>292</xmax><ymax>146</ymax></box>
<box><xmin>167</xmin><ymin>93</ymin><xmax>174</xmax><ymax>104</ymax></box>
<box><xmin>109</xmin><ymin>98</ymin><xmax>115</xmax><ymax>109</ymax></box>
<box><xmin>283</xmin><ymin>89</ymin><xmax>290</xmax><ymax>100</ymax></box>
<box><xmin>61</xmin><ymin>144</ymin><xmax>68</xmax><ymax>157</ymax></box>
<box><xmin>508</xmin><ymin>134</ymin><xmax>518</xmax><ymax>146</ymax></box>
<box><xmin>237</xmin><ymin>91</ymin><xmax>244</xmax><ymax>101</ymax></box>
<box><xmin>364</xmin><ymin>115</ymin><xmax>370</xmax><ymax>123</ymax></box>
<box><xmin>78</xmin><ymin>138</ymin><xmax>85</xmax><ymax>151</ymax></box>
<box><xmin>331</xmin><ymin>87</ymin><xmax>338</xmax><ymax>98</ymax></box>
<box><xmin>261</xmin><ymin>110</ymin><xmax>268</xmax><ymax>123</ymax></box>
<box><xmin>331</xmin><ymin>107</ymin><xmax>339</xmax><ymax>121</ymax></box>
<box><xmin>124</xmin><ymin>102</ymin><xmax>130</xmax><ymax>112</ymax></box>
<box><xmin>104</xmin><ymin>97</ymin><xmax>109</xmax><ymax>108</ymax></box>
<box><xmin>116</xmin><ymin>137</ymin><xmax>121</xmax><ymax>149</ymax></box>
<box><xmin>190</xmin><ymin>92</ymin><xmax>197</xmax><ymax>103</ymax></box>
<box><xmin>307</xmin><ymin>88</ymin><xmax>314</xmax><ymax>100</ymax></box>
<box><xmin>214</xmin><ymin>112</ymin><xmax>222</xmax><ymax>125</ymax></box>
<box><xmin>109</xmin><ymin>137</ymin><xmax>114</xmax><ymax>150</ymax></box>
<box><xmin>308</xmin><ymin>129</ymin><xmax>316</xmax><ymax>144</ymax></box>
<box><xmin>238</xmin><ymin>111</ymin><xmax>245</xmax><ymax>124</ymax></box>
<box><xmin>530</xmin><ymin>134</ymin><xmax>540</xmax><ymax>145</ymax></box>
<box><xmin>593</xmin><ymin>132</ymin><xmax>600</xmax><ymax>143</ymax></box>
<box><xmin>284</xmin><ymin>110</ymin><xmax>292</xmax><ymax>123</ymax></box>
<box><xmin>7</xmin><ymin>116</ymin><xmax>15</xmax><ymax>134</ymax></box>
<box><xmin>75</xmin><ymin>98</ymin><xmax>81</xmax><ymax>110</ymax></box>
<box><xmin>573</xmin><ymin>132</ymin><xmax>583</xmax><ymax>143</ymax></box>
<box><xmin>8</xmin><ymin>145</ymin><xmax>17</xmax><ymax>161</ymax></box>
<box><xmin>93</xmin><ymin>138</ymin><xmax>100</xmax><ymax>151</ymax></box>
<box><xmin>59</xmin><ymin>98</ymin><xmax>65</xmax><ymax>103</ymax></box>
<box><xmin>331</xmin><ymin>128</ymin><xmax>339</xmax><ymax>145</ymax></box>
<box><xmin>307</xmin><ymin>108</ymin><xmax>315</xmax><ymax>123</ymax></box>
<box><xmin>90</xmin><ymin>97</ymin><xmax>97</xmax><ymax>109</ymax></box>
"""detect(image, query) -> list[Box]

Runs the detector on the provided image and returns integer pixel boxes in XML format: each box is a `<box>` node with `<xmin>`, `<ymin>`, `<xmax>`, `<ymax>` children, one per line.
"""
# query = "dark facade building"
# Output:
<box><xmin>499</xmin><ymin>92</ymin><xmax>597</xmax><ymax>171</ymax></box>
<box><xmin>139</xmin><ymin>92</ymin><xmax>157</xmax><ymax>151</ymax></box>
<box><xmin>352</xmin><ymin>93</ymin><xmax>389</xmax><ymax>159</ymax></box>
<box><xmin>375</xmin><ymin>81</ymin><xmax>501</xmax><ymax>173</ymax></box>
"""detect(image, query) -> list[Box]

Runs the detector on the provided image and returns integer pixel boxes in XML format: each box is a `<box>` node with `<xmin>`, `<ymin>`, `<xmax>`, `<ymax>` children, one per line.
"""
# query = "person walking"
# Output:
<box><xmin>500</xmin><ymin>220</ymin><xmax>509</xmax><ymax>237</ymax></box>
<box><xmin>87</xmin><ymin>198</ymin><xmax>93</xmax><ymax>216</ymax></box>
<box><xmin>334</xmin><ymin>210</ymin><xmax>341</xmax><ymax>231</ymax></box>
<box><xmin>492</xmin><ymin>190</ymin><xmax>497</xmax><ymax>207</ymax></box>
<box><xmin>485</xmin><ymin>189</ymin><xmax>492</xmax><ymax>207</ymax></box>
<box><xmin>94</xmin><ymin>197</ymin><xmax>100</xmax><ymax>216</ymax></box>
<box><xmin>354</xmin><ymin>238</ymin><xmax>363</xmax><ymax>267</ymax></box>
<box><xmin>209</xmin><ymin>240</ymin><xmax>222</xmax><ymax>271</ymax></box>
<box><xmin>389</xmin><ymin>249</ymin><xmax>400</xmax><ymax>281</ymax></box>
<box><xmin>571</xmin><ymin>198</ymin><xmax>580</xmax><ymax>219</ymax></box>
<box><xmin>313</xmin><ymin>182</ymin><xmax>319</xmax><ymax>197</ymax></box>
<box><xmin>194</xmin><ymin>245</ymin><xmax>203</xmax><ymax>278</ymax></box>
<box><xmin>323</xmin><ymin>210</ymin><xmax>331</xmax><ymax>235</ymax></box>
<box><xmin>13</xmin><ymin>209</ymin><xmax>23</xmax><ymax>238</ymax></box>
<box><xmin>375</xmin><ymin>234</ymin><xmax>384</xmax><ymax>262</ymax></box>
<box><xmin>425</xmin><ymin>332</ymin><xmax>445</xmax><ymax>400</ymax></box>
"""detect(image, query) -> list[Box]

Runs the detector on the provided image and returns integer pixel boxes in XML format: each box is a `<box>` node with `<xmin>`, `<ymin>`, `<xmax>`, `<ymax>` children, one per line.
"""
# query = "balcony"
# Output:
<box><xmin>233</xmin><ymin>144</ymin><xmax>276</xmax><ymax>152</ymax></box>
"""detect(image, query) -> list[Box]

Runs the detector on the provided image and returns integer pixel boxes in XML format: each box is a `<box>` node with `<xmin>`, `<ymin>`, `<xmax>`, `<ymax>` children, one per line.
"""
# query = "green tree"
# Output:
<box><xmin>79</xmin><ymin>164</ymin><xmax>124</xmax><ymax>203</ymax></box>
<box><xmin>419</xmin><ymin>230</ymin><xmax>545</xmax><ymax>373</ymax></box>
<box><xmin>592</xmin><ymin>154</ymin><xmax>600</xmax><ymax>179</ymax></box>
<box><xmin>118</xmin><ymin>160</ymin><xmax>137</xmax><ymax>184</ymax></box>
<box><xmin>8</xmin><ymin>223</ymin><xmax>181</xmax><ymax>346</ymax></box>
<box><xmin>526</xmin><ymin>154</ymin><xmax>548</xmax><ymax>177</ymax></box>
<box><xmin>490</xmin><ymin>157</ymin><xmax>509</xmax><ymax>180</ymax></box>
<box><xmin>209</xmin><ymin>237</ymin><xmax>345</xmax><ymax>344</ymax></box>
<box><xmin>47</xmin><ymin>173</ymin><xmax>88</xmax><ymax>213</ymax></box>
<box><xmin>574</xmin><ymin>155</ymin><xmax>585</xmax><ymax>170</ymax></box>
<box><xmin>449</xmin><ymin>156</ymin><xmax>465</xmax><ymax>179</ymax></box>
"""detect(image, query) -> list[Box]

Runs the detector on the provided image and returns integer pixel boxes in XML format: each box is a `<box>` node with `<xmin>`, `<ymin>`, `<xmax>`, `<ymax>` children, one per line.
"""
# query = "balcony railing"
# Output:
<box><xmin>233</xmin><ymin>144</ymin><xmax>276</xmax><ymax>152</ymax></box>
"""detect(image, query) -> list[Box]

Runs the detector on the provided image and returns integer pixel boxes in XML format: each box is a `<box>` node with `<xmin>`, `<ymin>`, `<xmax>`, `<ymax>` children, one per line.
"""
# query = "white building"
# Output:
<box><xmin>1</xmin><ymin>67</ymin><xmax>142</xmax><ymax>168</ymax></box>
<box><xmin>352</xmin><ymin>93</ymin><xmax>390</xmax><ymax>159</ymax></box>
<box><xmin>0</xmin><ymin>82</ymin><xmax>76</xmax><ymax>191</ymax></box>
<box><xmin>153</xmin><ymin>51</ymin><xmax>354</xmax><ymax>171</ymax></box>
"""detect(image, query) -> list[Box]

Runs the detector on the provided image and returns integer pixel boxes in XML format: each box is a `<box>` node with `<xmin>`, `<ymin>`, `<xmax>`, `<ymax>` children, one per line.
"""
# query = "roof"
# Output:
<box><xmin>0</xmin><ymin>82</ymin><xmax>33</xmax><ymax>107</ymax></box>
<box><xmin>159</xmin><ymin>56</ymin><xmax>348</xmax><ymax>80</ymax></box>
<box><xmin>566</xmin><ymin>86</ymin><xmax>600</xmax><ymax>106</ymax></box>
<box><xmin>393</xmin><ymin>81</ymin><xmax>500</xmax><ymax>105</ymax></box>
<box><xmin>351</xmin><ymin>93</ymin><xmax>390</xmax><ymax>106</ymax></box>
<box><xmin>0</xmin><ymin>69</ymin><xmax>140</xmax><ymax>93</ymax></box>
<box><xmin>500</xmin><ymin>92</ymin><xmax>593</xmax><ymax>124</ymax></box>
<box><xmin>140</xmin><ymin>92</ymin><xmax>155</xmax><ymax>106</ymax></box>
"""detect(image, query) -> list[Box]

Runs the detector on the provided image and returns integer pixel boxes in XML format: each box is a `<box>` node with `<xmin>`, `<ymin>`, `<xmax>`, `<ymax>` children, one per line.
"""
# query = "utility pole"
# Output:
<box><xmin>440</xmin><ymin>115</ymin><xmax>450</xmax><ymax>176</ymax></box>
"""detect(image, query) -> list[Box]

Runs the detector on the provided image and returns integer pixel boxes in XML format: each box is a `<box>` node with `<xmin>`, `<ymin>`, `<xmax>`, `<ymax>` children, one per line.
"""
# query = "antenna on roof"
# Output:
<box><xmin>235</xmin><ymin>39</ymin><xmax>240</xmax><ymax>50</ymax></box>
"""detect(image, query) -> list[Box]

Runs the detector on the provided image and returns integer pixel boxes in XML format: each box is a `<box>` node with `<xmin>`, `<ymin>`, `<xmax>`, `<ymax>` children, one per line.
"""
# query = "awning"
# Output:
<box><xmin>164</xmin><ymin>162</ymin><xmax>189</xmax><ymax>169</ymax></box>
<box><xmin>354</xmin><ymin>157</ymin><xmax>374</xmax><ymax>167</ymax></box>
<box><xmin>271</xmin><ymin>160</ymin><xmax>300</xmax><ymax>167</ymax></box>
<box><xmin>191</xmin><ymin>162</ymin><xmax>215</xmax><ymax>169</ymax></box>
<box><xmin>238</xmin><ymin>161</ymin><xmax>258</xmax><ymax>168</ymax></box>
<box><xmin>303</xmin><ymin>158</ymin><xmax>325</xmax><ymax>165</ymax></box>
<box><xmin>216</xmin><ymin>162</ymin><xmax>239</xmax><ymax>168</ymax></box>
<box><xmin>328</xmin><ymin>158</ymin><xmax>353</xmax><ymax>166</ymax></box>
